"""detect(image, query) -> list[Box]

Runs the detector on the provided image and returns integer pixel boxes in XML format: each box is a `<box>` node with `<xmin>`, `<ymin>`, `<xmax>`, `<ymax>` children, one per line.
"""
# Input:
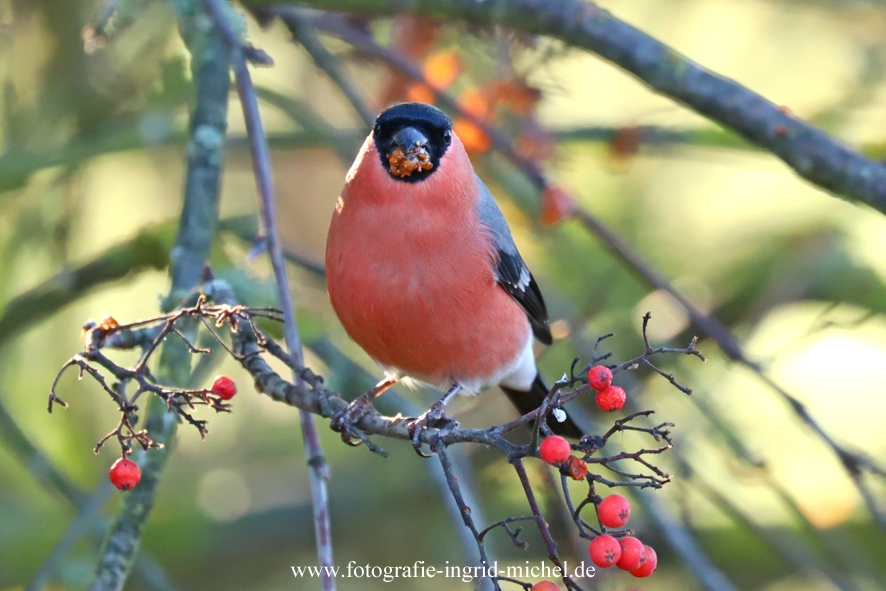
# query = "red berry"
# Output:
<box><xmin>109</xmin><ymin>458</ymin><xmax>141</xmax><ymax>491</ymax></box>
<box><xmin>588</xmin><ymin>534</ymin><xmax>622</xmax><ymax>568</ymax></box>
<box><xmin>539</xmin><ymin>435</ymin><xmax>571</xmax><ymax>465</ymax></box>
<box><xmin>588</xmin><ymin>365</ymin><xmax>613</xmax><ymax>390</ymax></box>
<box><xmin>599</xmin><ymin>494</ymin><xmax>631</xmax><ymax>528</ymax></box>
<box><xmin>211</xmin><ymin>375</ymin><xmax>237</xmax><ymax>400</ymax></box>
<box><xmin>630</xmin><ymin>545</ymin><xmax>657</xmax><ymax>577</ymax></box>
<box><xmin>595</xmin><ymin>385</ymin><xmax>625</xmax><ymax>412</ymax></box>
<box><xmin>531</xmin><ymin>582</ymin><xmax>560</xmax><ymax>591</ymax></box>
<box><xmin>616</xmin><ymin>536</ymin><xmax>646</xmax><ymax>571</ymax></box>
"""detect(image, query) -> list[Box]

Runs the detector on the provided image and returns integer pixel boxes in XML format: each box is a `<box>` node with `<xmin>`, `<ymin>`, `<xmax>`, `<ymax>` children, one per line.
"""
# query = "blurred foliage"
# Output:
<box><xmin>1</xmin><ymin>0</ymin><xmax>886</xmax><ymax>590</ymax></box>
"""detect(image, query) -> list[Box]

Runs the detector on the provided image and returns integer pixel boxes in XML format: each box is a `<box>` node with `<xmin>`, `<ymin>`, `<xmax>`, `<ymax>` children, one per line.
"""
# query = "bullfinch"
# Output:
<box><xmin>325</xmin><ymin>102</ymin><xmax>582</xmax><ymax>452</ymax></box>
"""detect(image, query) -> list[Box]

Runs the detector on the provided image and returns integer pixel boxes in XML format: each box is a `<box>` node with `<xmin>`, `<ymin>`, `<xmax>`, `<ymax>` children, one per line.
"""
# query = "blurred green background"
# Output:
<box><xmin>1</xmin><ymin>0</ymin><xmax>886</xmax><ymax>590</ymax></box>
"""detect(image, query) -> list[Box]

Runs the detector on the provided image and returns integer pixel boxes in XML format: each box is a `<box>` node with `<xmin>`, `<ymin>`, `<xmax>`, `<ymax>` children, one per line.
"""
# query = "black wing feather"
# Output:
<box><xmin>495</xmin><ymin>251</ymin><xmax>553</xmax><ymax>346</ymax></box>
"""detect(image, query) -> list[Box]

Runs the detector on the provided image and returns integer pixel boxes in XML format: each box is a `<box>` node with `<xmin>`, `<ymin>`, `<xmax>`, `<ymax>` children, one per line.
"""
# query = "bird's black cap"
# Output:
<box><xmin>373</xmin><ymin>102</ymin><xmax>453</xmax><ymax>183</ymax></box>
<box><xmin>375</xmin><ymin>102</ymin><xmax>452</xmax><ymax>130</ymax></box>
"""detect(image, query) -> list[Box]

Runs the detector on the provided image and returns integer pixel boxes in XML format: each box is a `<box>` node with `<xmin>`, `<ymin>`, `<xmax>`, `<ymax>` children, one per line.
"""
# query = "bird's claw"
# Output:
<box><xmin>406</xmin><ymin>402</ymin><xmax>457</xmax><ymax>457</ymax></box>
<box><xmin>330</xmin><ymin>394</ymin><xmax>375</xmax><ymax>447</ymax></box>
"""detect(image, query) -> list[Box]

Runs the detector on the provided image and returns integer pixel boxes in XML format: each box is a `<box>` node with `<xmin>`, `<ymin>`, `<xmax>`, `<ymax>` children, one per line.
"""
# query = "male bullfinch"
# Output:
<box><xmin>326</xmin><ymin>102</ymin><xmax>582</xmax><ymax>452</ymax></box>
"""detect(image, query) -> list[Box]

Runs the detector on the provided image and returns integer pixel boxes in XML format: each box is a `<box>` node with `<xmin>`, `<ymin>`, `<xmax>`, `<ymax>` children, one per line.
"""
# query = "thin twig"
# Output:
<box><xmin>202</xmin><ymin>2</ymin><xmax>336</xmax><ymax>588</ymax></box>
<box><xmin>513</xmin><ymin>459</ymin><xmax>583</xmax><ymax>591</ymax></box>
<box><xmin>435</xmin><ymin>443</ymin><xmax>501</xmax><ymax>591</ymax></box>
<box><xmin>277</xmin><ymin>13</ymin><xmax>375</xmax><ymax>127</ymax></box>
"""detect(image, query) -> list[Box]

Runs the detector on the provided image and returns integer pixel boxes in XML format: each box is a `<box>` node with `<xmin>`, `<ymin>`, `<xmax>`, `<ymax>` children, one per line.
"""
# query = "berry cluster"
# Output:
<box><xmin>538</xmin><ymin>436</ymin><xmax>658</xmax><ymax>581</ymax></box>
<box><xmin>106</xmin><ymin>375</ymin><xmax>237</xmax><ymax>491</ymax></box>
<box><xmin>588</xmin><ymin>366</ymin><xmax>625</xmax><ymax>412</ymax></box>
<box><xmin>588</xmin><ymin>494</ymin><xmax>657</xmax><ymax>577</ymax></box>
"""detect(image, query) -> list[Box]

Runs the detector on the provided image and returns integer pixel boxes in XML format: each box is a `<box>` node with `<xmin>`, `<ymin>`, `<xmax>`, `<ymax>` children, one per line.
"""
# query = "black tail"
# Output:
<box><xmin>501</xmin><ymin>374</ymin><xmax>583</xmax><ymax>438</ymax></box>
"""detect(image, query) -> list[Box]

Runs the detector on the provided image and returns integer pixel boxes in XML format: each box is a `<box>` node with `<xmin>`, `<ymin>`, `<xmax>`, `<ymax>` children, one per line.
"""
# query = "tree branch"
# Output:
<box><xmin>86</xmin><ymin>0</ymin><xmax>230</xmax><ymax>587</ymax></box>
<box><xmin>27</xmin><ymin>483</ymin><xmax>115</xmax><ymax>591</ymax></box>
<box><xmin>202</xmin><ymin>2</ymin><xmax>336</xmax><ymax>588</ymax></box>
<box><xmin>251</xmin><ymin>0</ymin><xmax>886</xmax><ymax>214</ymax></box>
<box><xmin>634</xmin><ymin>489</ymin><xmax>740</xmax><ymax>591</ymax></box>
<box><xmin>0</xmin><ymin>230</ymin><xmax>170</xmax><ymax>346</ymax></box>
<box><xmin>277</xmin><ymin>12</ymin><xmax>376</xmax><ymax>127</ymax></box>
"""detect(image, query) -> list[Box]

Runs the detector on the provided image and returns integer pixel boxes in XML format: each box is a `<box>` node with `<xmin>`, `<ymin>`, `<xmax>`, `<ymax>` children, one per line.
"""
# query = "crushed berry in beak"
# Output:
<box><xmin>387</xmin><ymin>147</ymin><xmax>433</xmax><ymax>177</ymax></box>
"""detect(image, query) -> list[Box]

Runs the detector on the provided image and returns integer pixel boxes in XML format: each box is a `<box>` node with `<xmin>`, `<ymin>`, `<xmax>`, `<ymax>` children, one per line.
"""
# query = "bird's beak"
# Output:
<box><xmin>392</xmin><ymin>126</ymin><xmax>428</xmax><ymax>154</ymax></box>
<box><xmin>387</xmin><ymin>126</ymin><xmax>433</xmax><ymax>178</ymax></box>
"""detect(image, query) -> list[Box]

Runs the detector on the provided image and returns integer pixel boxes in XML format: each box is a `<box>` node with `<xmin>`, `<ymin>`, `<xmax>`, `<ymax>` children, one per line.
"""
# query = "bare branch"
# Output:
<box><xmin>257</xmin><ymin>0</ymin><xmax>886</xmax><ymax>214</ymax></box>
<box><xmin>202</xmin><ymin>2</ymin><xmax>336</xmax><ymax>586</ymax></box>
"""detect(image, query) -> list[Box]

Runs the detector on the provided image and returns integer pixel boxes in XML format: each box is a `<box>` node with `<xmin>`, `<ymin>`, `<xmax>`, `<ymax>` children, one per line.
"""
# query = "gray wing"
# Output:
<box><xmin>475</xmin><ymin>175</ymin><xmax>553</xmax><ymax>345</ymax></box>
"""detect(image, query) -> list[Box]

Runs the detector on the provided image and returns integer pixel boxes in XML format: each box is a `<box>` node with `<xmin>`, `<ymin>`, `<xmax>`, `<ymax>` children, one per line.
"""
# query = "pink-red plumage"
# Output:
<box><xmin>326</xmin><ymin>134</ymin><xmax>530</xmax><ymax>389</ymax></box>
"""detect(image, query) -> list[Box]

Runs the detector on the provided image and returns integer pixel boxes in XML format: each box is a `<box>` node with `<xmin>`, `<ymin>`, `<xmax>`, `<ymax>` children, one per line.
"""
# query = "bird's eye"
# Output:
<box><xmin>373</xmin><ymin>122</ymin><xmax>382</xmax><ymax>136</ymax></box>
<box><xmin>443</xmin><ymin>129</ymin><xmax>452</xmax><ymax>145</ymax></box>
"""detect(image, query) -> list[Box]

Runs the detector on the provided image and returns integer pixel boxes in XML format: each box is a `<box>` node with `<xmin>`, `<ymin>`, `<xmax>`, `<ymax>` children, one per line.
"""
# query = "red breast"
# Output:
<box><xmin>325</xmin><ymin>134</ymin><xmax>530</xmax><ymax>387</ymax></box>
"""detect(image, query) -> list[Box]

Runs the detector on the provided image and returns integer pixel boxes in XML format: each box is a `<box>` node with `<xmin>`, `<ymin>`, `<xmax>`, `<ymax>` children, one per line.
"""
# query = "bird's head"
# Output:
<box><xmin>372</xmin><ymin>102</ymin><xmax>453</xmax><ymax>183</ymax></box>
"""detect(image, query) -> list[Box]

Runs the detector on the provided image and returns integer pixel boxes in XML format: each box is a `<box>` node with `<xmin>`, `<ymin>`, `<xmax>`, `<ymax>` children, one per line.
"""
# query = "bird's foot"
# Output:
<box><xmin>330</xmin><ymin>393</ymin><xmax>377</xmax><ymax>447</ymax></box>
<box><xmin>406</xmin><ymin>401</ymin><xmax>458</xmax><ymax>458</ymax></box>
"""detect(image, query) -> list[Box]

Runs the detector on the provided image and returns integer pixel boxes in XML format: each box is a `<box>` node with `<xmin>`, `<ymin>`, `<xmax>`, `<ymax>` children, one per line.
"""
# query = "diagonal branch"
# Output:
<box><xmin>512</xmin><ymin>459</ymin><xmax>582</xmax><ymax>591</ymax></box>
<box><xmin>435</xmin><ymin>444</ymin><xmax>500</xmax><ymax>591</ymax></box>
<box><xmin>0</xmin><ymin>229</ymin><xmax>170</xmax><ymax>346</ymax></box>
<box><xmin>575</xmin><ymin>201</ymin><xmax>886</xmax><ymax>530</ymax></box>
<box><xmin>26</xmin><ymin>483</ymin><xmax>115</xmax><ymax>591</ymax></box>
<box><xmin>252</xmin><ymin>0</ymin><xmax>886</xmax><ymax>214</ymax></box>
<box><xmin>276</xmin><ymin>12</ymin><xmax>376</xmax><ymax>127</ymax></box>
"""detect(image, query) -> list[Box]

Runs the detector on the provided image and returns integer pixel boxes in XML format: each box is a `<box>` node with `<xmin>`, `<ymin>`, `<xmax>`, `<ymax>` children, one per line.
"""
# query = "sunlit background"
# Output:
<box><xmin>1</xmin><ymin>0</ymin><xmax>885</xmax><ymax>590</ymax></box>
